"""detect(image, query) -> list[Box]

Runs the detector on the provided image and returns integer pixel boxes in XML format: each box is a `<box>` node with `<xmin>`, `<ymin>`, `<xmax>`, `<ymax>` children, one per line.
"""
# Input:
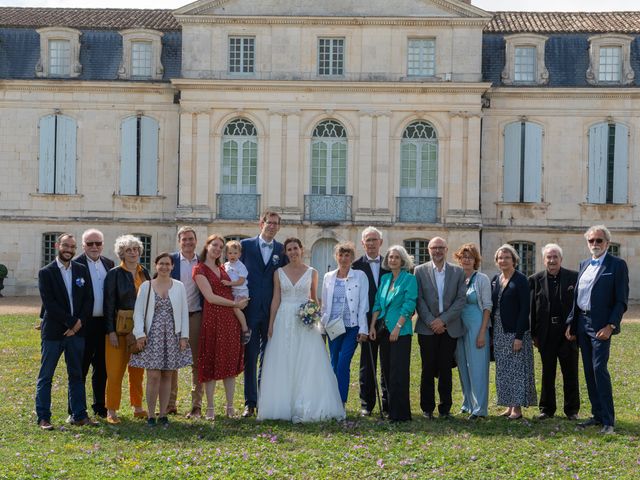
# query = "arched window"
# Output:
<box><xmin>311</xmin><ymin>120</ymin><xmax>347</xmax><ymax>195</ymax></box>
<box><xmin>509</xmin><ymin>241</ymin><xmax>535</xmax><ymax>278</ymax></box>
<box><xmin>400</xmin><ymin>121</ymin><xmax>437</xmax><ymax>197</ymax></box>
<box><xmin>222</xmin><ymin>119</ymin><xmax>257</xmax><ymax>194</ymax></box>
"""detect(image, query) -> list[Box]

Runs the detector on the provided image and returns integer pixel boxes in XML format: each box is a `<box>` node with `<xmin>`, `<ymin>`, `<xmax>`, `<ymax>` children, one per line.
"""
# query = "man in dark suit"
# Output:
<box><xmin>414</xmin><ymin>236</ymin><xmax>466</xmax><ymax>419</ymax></box>
<box><xmin>72</xmin><ymin>229</ymin><xmax>114</xmax><ymax>418</ymax></box>
<box><xmin>529</xmin><ymin>243</ymin><xmax>579</xmax><ymax>421</ymax></box>
<box><xmin>352</xmin><ymin>226</ymin><xmax>389</xmax><ymax>416</ymax></box>
<box><xmin>567</xmin><ymin>225</ymin><xmax>629</xmax><ymax>435</ymax></box>
<box><xmin>240</xmin><ymin>210</ymin><xmax>287</xmax><ymax>417</ymax></box>
<box><xmin>36</xmin><ymin>233</ymin><xmax>95</xmax><ymax>430</ymax></box>
<box><xmin>169</xmin><ymin>226</ymin><xmax>202</xmax><ymax>418</ymax></box>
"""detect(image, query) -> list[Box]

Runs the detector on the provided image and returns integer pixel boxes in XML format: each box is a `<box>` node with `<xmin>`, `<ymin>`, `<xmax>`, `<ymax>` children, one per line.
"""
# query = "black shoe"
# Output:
<box><xmin>360</xmin><ymin>408</ymin><xmax>372</xmax><ymax>417</ymax></box>
<box><xmin>439</xmin><ymin>413</ymin><xmax>453</xmax><ymax>420</ymax></box>
<box><xmin>422</xmin><ymin>411</ymin><xmax>434</xmax><ymax>420</ymax></box>
<box><xmin>94</xmin><ymin>410</ymin><xmax>108</xmax><ymax>419</ymax></box>
<box><xmin>71</xmin><ymin>417</ymin><xmax>99</xmax><ymax>427</ymax></box>
<box><xmin>158</xmin><ymin>416</ymin><xmax>169</xmax><ymax>426</ymax></box>
<box><xmin>577</xmin><ymin>418</ymin><xmax>602</xmax><ymax>429</ymax></box>
<box><xmin>242</xmin><ymin>406</ymin><xmax>256</xmax><ymax>418</ymax></box>
<box><xmin>147</xmin><ymin>417</ymin><xmax>156</xmax><ymax>427</ymax></box>
<box><xmin>567</xmin><ymin>414</ymin><xmax>579</xmax><ymax>421</ymax></box>
<box><xmin>537</xmin><ymin>413</ymin><xmax>553</xmax><ymax>420</ymax></box>
<box><xmin>468</xmin><ymin>414</ymin><xmax>482</xmax><ymax>421</ymax></box>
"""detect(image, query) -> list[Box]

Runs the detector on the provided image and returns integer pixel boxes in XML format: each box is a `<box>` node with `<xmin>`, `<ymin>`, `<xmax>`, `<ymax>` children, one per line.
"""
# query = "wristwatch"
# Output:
<box><xmin>608</xmin><ymin>324</ymin><xmax>616</xmax><ymax>331</ymax></box>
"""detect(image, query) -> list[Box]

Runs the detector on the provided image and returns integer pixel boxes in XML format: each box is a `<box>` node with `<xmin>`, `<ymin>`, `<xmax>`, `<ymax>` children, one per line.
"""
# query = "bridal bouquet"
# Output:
<box><xmin>298</xmin><ymin>300</ymin><xmax>321</xmax><ymax>329</ymax></box>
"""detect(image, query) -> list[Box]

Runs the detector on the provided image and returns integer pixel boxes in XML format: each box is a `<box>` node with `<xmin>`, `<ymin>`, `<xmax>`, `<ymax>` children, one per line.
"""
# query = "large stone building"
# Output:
<box><xmin>0</xmin><ymin>1</ymin><xmax>637</xmax><ymax>299</ymax></box>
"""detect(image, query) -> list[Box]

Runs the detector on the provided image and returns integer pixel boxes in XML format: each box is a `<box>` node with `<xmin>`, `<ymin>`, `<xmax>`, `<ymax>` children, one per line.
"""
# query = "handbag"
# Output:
<box><xmin>325</xmin><ymin>315</ymin><xmax>346</xmax><ymax>340</ymax></box>
<box><xmin>115</xmin><ymin>309</ymin><xmax>134</xmax><ymax>335</ymax></box>
<box><xmin>126</xmin><ymin>282</ymin><xmax>152</xmax><ymax>355</ymax></box>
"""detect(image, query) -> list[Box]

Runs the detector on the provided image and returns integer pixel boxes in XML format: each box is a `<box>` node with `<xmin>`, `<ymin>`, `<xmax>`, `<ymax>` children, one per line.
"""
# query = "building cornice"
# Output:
<box><xmin>486</xmin><ymin>87</ymin><xmax>640</xmax><ymax>100</ymax></box>
<box><xmin>0</xmin><ymin>80</ymin><xmax>175</xmax><ymax>95</ymax></box>
<box><xmin>172</xmin><ymin>78</ymin><xmax>492</xmax><ymax>95</ymax></box>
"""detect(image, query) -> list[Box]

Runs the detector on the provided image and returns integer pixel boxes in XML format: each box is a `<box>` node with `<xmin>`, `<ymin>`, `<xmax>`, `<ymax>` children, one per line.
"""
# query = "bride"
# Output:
<box><xmin>257</xmin><ymin>238</ymin><xmax>345</xmax><ymax>422</ymax></box>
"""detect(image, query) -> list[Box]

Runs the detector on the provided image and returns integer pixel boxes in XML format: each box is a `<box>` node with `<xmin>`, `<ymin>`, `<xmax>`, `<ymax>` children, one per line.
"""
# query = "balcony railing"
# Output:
<box><xmin>216</xmin><ymin>193</ymin><xmax>260</xmax><ymax>220</ymax></box>
<box><xmin>304</xmin><ymin>194</ymin><xmax>352</xmax><ymax>222</ymax></box>
<box><xmin>396</xmin><ymin>196</ymin><xmax>440</xmax><ymax>223</ymax></box>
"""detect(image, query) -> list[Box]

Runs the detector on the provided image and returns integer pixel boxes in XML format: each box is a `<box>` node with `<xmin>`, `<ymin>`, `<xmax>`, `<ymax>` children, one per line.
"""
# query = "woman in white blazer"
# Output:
<box><xmin>129</xmin><ymin>253</ymin><xmax>192</xmax><ymax>426</ymax></box>
<box><xmin>321</xmin><ymin>242</ymin><xmax>369</xmax><ymax>404</ymax></box>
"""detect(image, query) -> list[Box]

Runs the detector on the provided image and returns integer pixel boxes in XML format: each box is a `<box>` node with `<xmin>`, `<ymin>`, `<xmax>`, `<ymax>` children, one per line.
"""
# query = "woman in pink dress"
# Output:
<box><xmin>193</xmin><ymin>234</ymin><xmax>249</xmax><ymax>421</ymax></box>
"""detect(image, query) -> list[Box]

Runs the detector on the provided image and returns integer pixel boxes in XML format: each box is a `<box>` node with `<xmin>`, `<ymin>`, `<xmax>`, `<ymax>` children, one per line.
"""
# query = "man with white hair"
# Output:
<box><xmin>529</xmin><ymin>243</ymin><xmax>579</xmax><ymax>421</ymax></box>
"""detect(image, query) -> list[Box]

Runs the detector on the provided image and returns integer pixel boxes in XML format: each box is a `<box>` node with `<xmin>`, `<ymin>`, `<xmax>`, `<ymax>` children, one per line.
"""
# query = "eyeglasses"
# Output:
<box><xmin>429</xmin><ymin>246</ymin><xmax>446</xmax><ymax>251</ymax></box>
<box><xmin>265</xmin><ymin>221</ymin><xmax>280</xmax><ymax>226</ymax></box>
<box><xmin>587</xmin><ymin>238</ymin><xmax>605</xmax><ymax>244</ymax></box>
<box><xmin>85</xmin><ymin>241</ymin><xmax>103</xmax><ymax>247</ymax></box>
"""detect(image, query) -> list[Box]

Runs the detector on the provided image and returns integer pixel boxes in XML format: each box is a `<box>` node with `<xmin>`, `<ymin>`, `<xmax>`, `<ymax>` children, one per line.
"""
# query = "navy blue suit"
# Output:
<box><xmin>240</xmin><ymin>236</ymin><xmax>287</xmax><ymax>407</ymax></box>
<box><xmin>567</xmin><ymin>253</ymin><xmax>629</xmax><ymax>427</ymax></box>
<box><xmin>36</xmin><ymin>260</ymin><xmax>93</xmax><ymax>423</ymax></box>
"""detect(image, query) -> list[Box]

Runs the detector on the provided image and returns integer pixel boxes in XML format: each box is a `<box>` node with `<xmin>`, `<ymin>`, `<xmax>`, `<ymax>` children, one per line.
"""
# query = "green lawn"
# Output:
<box><xmin>1</xmin><ymin>314</ymin><xmax>639</xmax><ymax>479</ymax></box>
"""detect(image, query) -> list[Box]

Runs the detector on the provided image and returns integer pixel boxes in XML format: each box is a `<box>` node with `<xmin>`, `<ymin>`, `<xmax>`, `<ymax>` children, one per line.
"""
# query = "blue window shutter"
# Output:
<box><xmin>503</xmin><ymin>122</ymin><xmax>522</xmax><ymax>202</ymax></box>
<box><xmin>523</xmin><ymin>122</ymin><xmax>542</xmax><ymax>202</ymax></box>
<box><xmin>38</xmin><ymin>115</ymin><xmax>56</xmax><ymax>194</ymax></box>
<box><xmin>613</xmin><ymin>123</ymin><xmax>628</xmax><ymax>204</ymax></box>
<box><xmin>55</xmin><ymin>115</ymin><xmax>77</xmax><ymax>194</ymax></box>
<box><xmin>139</xmin><ymin>116</ymin><xmax>159</xmax><ymax>196</ymax></box>
<box><xmin>588</xmin><ymin>123</ymin><xmax>608</xmax><ymax>204</ymax></box>
<box><xmin>120</xmin><ymin>116</ymin><xmax>137</xmax><ymax>195</ymax></box>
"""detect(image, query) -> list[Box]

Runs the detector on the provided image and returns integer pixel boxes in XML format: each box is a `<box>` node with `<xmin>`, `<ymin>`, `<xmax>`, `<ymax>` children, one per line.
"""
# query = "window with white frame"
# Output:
<box><xmin>587</xmin><ymin>34</ymin><xmax>634</xmax><ymax>85</ymax></box>
<box><xmin>318</xmin><ymin>38</ymin><xmax>344</xmax><ymax>76</ymax></box>
<box><xmin>118</xmin><ymin>29</ymin><xmax>164</xmax><ymax>80</ymax></box>
<box><xmin>608</xmin><ymin>243</ymin><xmax>620</xmax><ymax>257</ymax></box>
<box><xmin>503</xmin><ymin>121</ymin><xmax>543</xmax><ymax>203</ymax></box>
<box><xmin>133</xmin><ymin>233</ymin><xmax>152</xmax><ymax>271</ymax></box>
<box><xmin>38</xmin><ymin>114</ymin><xmax>77</xmax><ymax>195</ymax></box>
<box><xmin>587</xmin><ymin>122</ymin><xmax>628</xmax><ymax>204</ymax></box>
<box><xmin>407</xmin><ymin>38</ymin><xmax>435</xmax><ymax>77</ymax></box>
<box><xmin>42</xmin><ymin>232</ymin><xmax>63</xmax><ymax>266</ymax></box>
<box><xmin>400</xmin><ymin>121</ymin><xmax>438</xmax><ymax>197</ymax></box>
<box><xmin>35</xmin><ymin>27</ymin><xmax>82</xmax><ymax>78</ymax></box>
<box><xmin>311</xmin><ymin>120</ymin><xmax>347</xmax><ymax>195</ymax></box>
<box><xmin>222</xmin><ymin>119</ymin><xmax>257</xmax><ymax>194</ymax></box>
<box><xmin>502</xmin><ymin>34</ymin><xmax>548</xmax><ymax>85</ymax></box>
<box><xmin>404</xmin><ymin>239</ymin><xmax>430</xmax><ymax>267</ymax></box>
<box><xmin>229</xmin><ymin>36</ymin><xmax>255</xmax><ymax>74</ymax></box>
<box><xmin>509</xmin><ymin>241</ymin><xmax>535</xmax><ymax>278</ymax></box>
<box><xmin>120</xmin><ymin>115</ymin><xmax>159</xmax><ymax>196</ymax></box>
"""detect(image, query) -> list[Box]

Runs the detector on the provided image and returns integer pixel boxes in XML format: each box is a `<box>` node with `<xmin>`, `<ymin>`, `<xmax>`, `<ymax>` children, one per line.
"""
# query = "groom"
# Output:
<box><xmin>240</xmin><ymin>210</ymin><xmax>287</xmax><ymax>417</ymax></box>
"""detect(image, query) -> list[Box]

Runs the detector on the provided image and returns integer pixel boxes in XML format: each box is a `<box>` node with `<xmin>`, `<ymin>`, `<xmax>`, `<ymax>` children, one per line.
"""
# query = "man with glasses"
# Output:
<box><xmin>240</xmin><ymin>211</ymin><xmax>287</xmax><ymax>417</ymax></box>
<box><xmin>566</xmin><ymin>225</ymin><xmax>628</xmax><ymax>434</ymax></box>
<box><xmin>73</xmin><ymin>229</ymin><xmax>114</xmax><ymax>418</ymax></box>
<box><xmin>37</xmin><ymin>233</ymin><xmax>95</xmax><ymax>429</ymax></box>
<box><xmin>414</xmin><ymin>237</ymin><xmax>466</xmax><ymax>419</ymax></box>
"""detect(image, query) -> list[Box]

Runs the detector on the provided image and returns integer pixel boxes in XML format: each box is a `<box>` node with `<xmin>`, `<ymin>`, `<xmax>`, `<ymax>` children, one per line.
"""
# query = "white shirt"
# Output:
<box><xmin>224</xmin><ymin>259</ymin><xmax>249</xmax><ymax>298</ymax></box>
<box><xmin>86</xmin><ymin>256</ymin><xmax>107</xmax><ymax>317</ymax></box>
<box><xmin>433</xmin><ymin>263</ymin><xmax>446</xmax><ymax>315</ymax></box>
<box><xmin>56</xmin><ymin>257</ymin><xmax>74</xmax><ymax>316</ymax></box>
<box><xmin>259</xmin><ymin>235</ymin><xmax>274</xmax><ymax>265</ymax></box>
<box><xmin>577</xmin><ymin>254</ymin><xmax>606</xmax><ymax>312</ymax></box>
<box><xmin>179</xmin><ymin>252</ymin><xmax>201</xmax><ymax>313</ymax></box>
<box><xmin>366</xmin><ymin>255</ymin><xmax>382</xmax><ymax>287</ymax></box>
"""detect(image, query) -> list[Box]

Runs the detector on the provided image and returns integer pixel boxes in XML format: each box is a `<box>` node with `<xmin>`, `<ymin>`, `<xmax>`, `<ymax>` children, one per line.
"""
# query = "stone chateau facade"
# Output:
<box><xmin>0</xmin><ymin>1</ymin><xmax>638</xmax><ymax>299</ymax></box>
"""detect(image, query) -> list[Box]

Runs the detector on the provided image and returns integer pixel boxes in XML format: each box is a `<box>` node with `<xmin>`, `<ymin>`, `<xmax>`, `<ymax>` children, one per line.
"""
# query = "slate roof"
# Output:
<box><xmin>0</xmin><ymin>7</ymin><xmax>180</xmax><ymax>31</ymax></box>
<box><xmin>486</xmin><ymin>12</ymin><xmax>640</xmax><ymax>34</ymax></box>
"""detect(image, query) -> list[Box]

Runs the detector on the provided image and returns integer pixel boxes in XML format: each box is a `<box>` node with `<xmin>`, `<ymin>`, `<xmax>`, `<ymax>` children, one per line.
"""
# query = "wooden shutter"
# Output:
<box><xmin>612</xmin><ymin>123</ymin><xmax>628</xmax><ymax>204</ymax></box>
<box><xmin>503</xmin><ymin>122</ymin><xmax>522</xmax><ymax>202</ymax></box>
<box><xmin>523</xmin><ymin>122</ymin><xmax>542</xmax><ymax>202</ymax></box>
<box><xmin>55</xmin><ymin>115</ymin><xmax>76</xmax><ymax>194</ymax></box>
<box><xmin>120</xmin><ymin>116</ymin><xmax>137</xmax><ymax>195</ymax></box>
<box><xmin>38</xmin><ymin>115</ymin><xmax>56</xmax><ymax>193</ymax></box>
<box><xmin>139</xmin><ymin>116</ymin><xmax>159</xmax><ymax>196</ymax></box>
<box><xmin>588</xmin><ymin>123</ymin><xmax>608</xmax><ymax>204</ymax></box>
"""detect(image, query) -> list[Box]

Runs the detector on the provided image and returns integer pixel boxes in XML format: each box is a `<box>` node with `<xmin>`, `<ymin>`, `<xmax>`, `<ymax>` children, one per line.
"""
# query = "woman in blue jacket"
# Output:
<box><xmin>369</xmin><ymin>245</ymin><xmax>417</xmax><ymax>421</ymax></box>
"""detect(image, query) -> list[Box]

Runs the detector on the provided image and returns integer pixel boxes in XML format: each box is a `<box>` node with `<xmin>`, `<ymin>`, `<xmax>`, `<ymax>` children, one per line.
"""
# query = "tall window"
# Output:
<box><xmin>598</xmin><ymin>46</ymin><xmax>622</xmax><ymax>82</ymax></box>
<box><xmin>318</xmin><ymin>38</ymin><xmax>344</xmax><ymax>76</ymax></box>
<box><xmin>49</xmin><ymin>39</ymin><xmax>71</xmax><ymax>77</ymax></box>
<box><xmin>133</xmin><ymin>233</ymin><xmax>152</xmax><ymax>271</ymax></box>
<box><xmin>222</xmin><ymin>119</ymin><xmax>257</xmax><ymax>194</ymax></box>
<box><xmin>311</xmin><ymin>120</ymin><xmax>347</xmax><ymax>195</ymax></box>
<box><xmin>407</xmin><ymin>39</ymin><xmax>435</xmax><ymax>77</ymax></box>
<box><xmin>404</xmin><ymin>239</ymin><xmax>430</xmax><ymax>267</ymax></box>
<box><xmin>42</xmin><ymin>232</ymin><xmax>63</xmax><ymax>266</ymax></box>
<box><xmin>131</xmin><ymin>41</ymin><xmax>153</xmax><ymax>78</ymax></box>
<box><xmin>400</xmin><ymin>121</ymin><xmax>438</xmax><ymax>197</ymax></box>
<box><xmin>503</xmin><ymin>121</ymin><xmax>542</xmax><ymax>203</ymax></box>
<box><xmin>588</xmin><ymin>122</ymin><xmax>628</xmax><ymax>204</ymax></box>
<box><xmin>509</xmin><ymin>241</ymin><xmax>535</xmax><ymax>278</ymax></box>
<box><xmin>120</xmin><ymin>115</ymin><xmax>159</xmax><ymax>196</ymax></box>
<box><xmin>514</xmin><ymin>46</ymin><xmax>536</xmax><ymax>83</ymax></box>
<box><xmin>38</xmin><ymin>114</ymin><xmax>77</xmax><ymax>194</ymax></box>
<box><xmin>229</xmin><ymin>36</ymin><xmax>255</xmax><ymax>74</ymax></box>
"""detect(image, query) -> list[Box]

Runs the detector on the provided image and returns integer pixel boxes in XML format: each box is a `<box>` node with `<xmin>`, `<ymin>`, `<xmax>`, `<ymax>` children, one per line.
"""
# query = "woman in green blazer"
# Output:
<box><xmin>369</xmin><ymin>245</ymin><xmax>417</xmax><ymax>421</ymax></box>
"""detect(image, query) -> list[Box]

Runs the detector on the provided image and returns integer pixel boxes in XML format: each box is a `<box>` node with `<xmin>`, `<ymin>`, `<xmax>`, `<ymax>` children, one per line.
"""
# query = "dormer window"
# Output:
<box><xmin>35</xmin><ymin>27</ymin><xmax>82</xmax><ymax>78</ymax></box>
<box><xmin>587</xmin><ymin>34</ymin><xmax>634</xmax><ymax>85</ymax></box>
<box><xmin>502</xmin><ymin>34</ymin><xmax>548</xmax><ymax>85</ymax></box>
<box><xmin>119</xmin><ymin>29</ymin><xmax>164</xmax><ymax>80</ymax></box>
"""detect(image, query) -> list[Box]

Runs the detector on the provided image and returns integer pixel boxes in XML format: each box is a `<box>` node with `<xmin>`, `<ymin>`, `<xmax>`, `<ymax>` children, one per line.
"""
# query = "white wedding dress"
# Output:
<box><xmin>257</xmin><ymin>267</ymin><xmax>345</xmax><ymax>422</ymax></box>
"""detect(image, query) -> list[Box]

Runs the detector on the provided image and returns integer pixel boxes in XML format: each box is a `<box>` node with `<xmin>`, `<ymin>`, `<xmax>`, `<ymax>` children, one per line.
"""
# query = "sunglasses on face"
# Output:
<box><xmin>85</xmin><ymin>242</ymin><xmax>103</xmax><ymax>247</ymax></box>
<box><xmin>588</xmin><ymin>238</ymin><xmax>604</xmax><ymax>244</ymax></box>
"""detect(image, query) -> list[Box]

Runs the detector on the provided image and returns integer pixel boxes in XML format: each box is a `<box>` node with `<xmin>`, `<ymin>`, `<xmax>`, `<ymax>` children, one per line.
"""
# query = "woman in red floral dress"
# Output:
<box><xmin>193</xmin><ymin>234</ymin><xmax>249</xmax><ymax>421</ymax></box>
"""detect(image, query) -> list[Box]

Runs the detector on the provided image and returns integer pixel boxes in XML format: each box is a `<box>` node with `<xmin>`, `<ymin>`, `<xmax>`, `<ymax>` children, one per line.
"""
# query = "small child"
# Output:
<box><xmin>222</xmin><ymin>240</ymin><xmax>252</xmax><ymax>345</ymax></box>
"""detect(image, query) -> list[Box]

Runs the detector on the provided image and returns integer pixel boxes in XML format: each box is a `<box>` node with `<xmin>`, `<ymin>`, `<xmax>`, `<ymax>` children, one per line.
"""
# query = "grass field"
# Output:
<box><xmin>1</xmin><ymin>313</ymin><xmax>639</xmax><ymax>479</ymax></box>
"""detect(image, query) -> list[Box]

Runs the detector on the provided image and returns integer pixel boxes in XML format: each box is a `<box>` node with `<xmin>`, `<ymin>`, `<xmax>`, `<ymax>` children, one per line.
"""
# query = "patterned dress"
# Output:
<box><xmin>494</xmin><ymin>287</ymin><xmax>537</xmax><ymax>407</ymax></box>
<box><xmin>129</xmin><ymin>293</ymin><xmax>193</xmax><ymax>370</ymax></box>
<box><xmin>194</xmin><ymin>263</ymin><xmax>244</xmax><ymax>382</ymax></box>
